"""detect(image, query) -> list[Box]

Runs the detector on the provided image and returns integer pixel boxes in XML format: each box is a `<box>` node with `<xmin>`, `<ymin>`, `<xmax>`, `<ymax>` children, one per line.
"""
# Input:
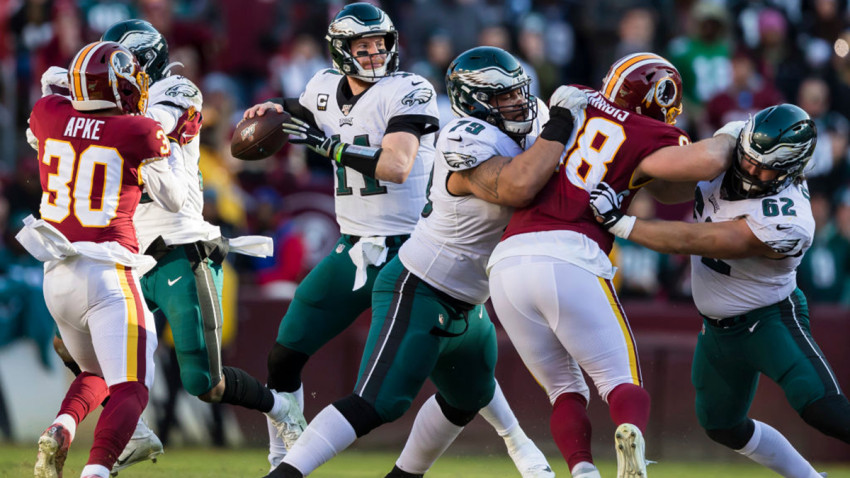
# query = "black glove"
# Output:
<box><xmin>282</xmin><ymin>117</ymin><xmax>344</xmax><ymax>160</ymax></box>
<box><xmin>589</xmin><ymin>182</ymin><xmax>635</xmax><ymax>238</ymax></box>
<box><xmin>539</xmin><ymin>106</ymin><xmax>575</xmax><ymax>144</ymax></box>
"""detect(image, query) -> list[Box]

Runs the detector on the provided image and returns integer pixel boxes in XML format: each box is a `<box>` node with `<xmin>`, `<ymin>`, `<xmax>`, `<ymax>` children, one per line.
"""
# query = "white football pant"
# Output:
<box><xmin>44</xmin><ymin>256</ymin><xmax>157</xmax><ymax>388</ymax></box>
<box><xmin>489</xmin><ymin>255</ymin><xmax>641</xmax><ymax>404</ymax></box>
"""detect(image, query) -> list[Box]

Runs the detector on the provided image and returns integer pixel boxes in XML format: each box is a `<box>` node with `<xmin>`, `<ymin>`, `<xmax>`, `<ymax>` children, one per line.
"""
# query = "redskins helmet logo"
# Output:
<box><xmin>110</xmin><ymin>50</ymin><xmax>136</xmax><ymax>79</ymax></box>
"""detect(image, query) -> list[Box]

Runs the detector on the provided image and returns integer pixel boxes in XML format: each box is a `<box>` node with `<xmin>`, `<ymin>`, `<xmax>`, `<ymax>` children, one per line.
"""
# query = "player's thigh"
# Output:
<box><xmin>143</xmin><ymin>251</ymin><xmax>224</xmax><ymax>394</ymax></box>
<box><xmin>44</xmin><ymin>258</ymin><xmax>100</xmax><ymax>375</ymax></box>
<box><xmin>490</xmin><ymin>258</ymin><xmax>590</xmax><ymax>402</ymax></box>
<box><xmin>88</xmin><ymin>262</ymin><xmax>157</xmax><ymax>388</ymax></box>
<box><xmin>749</xmin><ymin>291</ymin><xmax>842</xmax><ymax>412</ymax></box>
<box><xmin>430</xmin><ymin>305</ymin><xmax>497</xmax><ymax>412</ymax></box>
<box><xmin>277</xmin><ymin>237</ymin><xmax>376</xmax><ymax>354</ymax></box>
<box><xmin>355</xmin><ymin>259</ymin><xmax>442</xmax><ymax>422</ymax></box>
<box><xmin>692</xmin><ymin>325</ymin><xmax>758</xmax><ymax>430</ymax></box>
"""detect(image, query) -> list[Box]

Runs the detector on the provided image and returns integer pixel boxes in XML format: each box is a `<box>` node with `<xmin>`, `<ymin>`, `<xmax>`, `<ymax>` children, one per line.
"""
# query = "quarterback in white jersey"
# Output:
<box><xmin>591</xmin><ymin>104</ymin><xmax>849</xmax><ymax>477</ymax></box>
<box><xmin>269</xmin><ymin>46</ymin><xmax>577</xmax><ymax>478</ymax></box>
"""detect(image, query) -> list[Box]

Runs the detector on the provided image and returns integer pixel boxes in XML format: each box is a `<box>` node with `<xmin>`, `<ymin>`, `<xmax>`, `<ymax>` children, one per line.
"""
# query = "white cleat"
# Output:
<box><xmin>268</xmin><ymin>391</ymin><xmax>307</xmax><ymax>450</ymax></box>
<box><xmin>507</xmin><ymin>438</ymin><xmax>555</xmax><ymax>478</ymax></box>
<box><xmin>110</xmin><ymin>419</ymin><xmax>163</xmax><ymax>476</ymax></box>
<box><xmin>615</xmin><ymin>423</ymin><xmax>647</xmax><ymax>478</ymax></box>
<box><xmin>571</xmin><ymin>461</ymin><xmax>602</xmax><ymax>478</ymax></box>
<box><xmin>34</xmin><ymin>424</ymin><xmax>71</xmax><ymax>478</ymax></box>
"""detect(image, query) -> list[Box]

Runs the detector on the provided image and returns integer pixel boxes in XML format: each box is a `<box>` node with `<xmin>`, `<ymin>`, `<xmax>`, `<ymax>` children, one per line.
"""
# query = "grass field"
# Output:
<box><xmin>2</xmin><ymin>446</ymin><xmax>850</xmax><ymax>478</ymax></box>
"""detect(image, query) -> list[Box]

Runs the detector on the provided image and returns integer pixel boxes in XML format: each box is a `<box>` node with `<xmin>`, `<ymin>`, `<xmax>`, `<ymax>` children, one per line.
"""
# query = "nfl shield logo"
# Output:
<box><xmin>336</xmin><ymin>244</ymin><xmax>345</xmax><ymax>254</ymax></box>
<box><xmin>438</xmin><ymin>314</ymin><xmax>445</xmax><ymax>325</ymax></box>
<box><xmin>341</xmin><ymin>104</ymin><xmax>352</xmax><ymax>116</ymax></box>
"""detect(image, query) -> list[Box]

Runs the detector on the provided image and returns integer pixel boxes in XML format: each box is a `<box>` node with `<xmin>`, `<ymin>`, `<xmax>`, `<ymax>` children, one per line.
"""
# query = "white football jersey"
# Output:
<box><xmin>400</xmin><ymin>101</ymin><xmax>549</xmax><ymax>304</ymax></box>
<box><xmin>691</xmin><ymin>173</ymin><xmax>815</xmax><ymax>318</ymax></box>
<box><xmin>134</xmin><ymin>75</ymin><xmax>221</xmax><ymax>251</ymax></box>
<box><xmin>299</xmin><ymin>69</ymin><xmax>439</xmax><ymax>236</ymax></box>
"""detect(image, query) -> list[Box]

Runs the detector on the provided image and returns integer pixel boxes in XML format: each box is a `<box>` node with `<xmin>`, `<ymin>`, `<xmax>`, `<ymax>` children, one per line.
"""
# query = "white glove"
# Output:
<box><xmin>549</xmin><ymin>85</ymin><xmax>588</xmax><ymax>119</ymax></box>
<box><xmin>714</xmin><ymin>120</ymin><xmax>747</xmax><ymax>139</ymax></box>
<box><xmin>41</xmin><ymin>66</ymin><xmax>69</xmax><ymax>97</ymax></box>
<box><xmin>589</xmin><ymin>182</ymin><xmax>635</xmax><ymax>239</ymax></box>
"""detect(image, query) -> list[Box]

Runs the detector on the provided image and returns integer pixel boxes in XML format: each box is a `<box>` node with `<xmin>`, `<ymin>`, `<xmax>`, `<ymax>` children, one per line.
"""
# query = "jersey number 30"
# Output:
<box><xmin>40</xmin><ymin>138</ymin><xmax>125</xmax><ymax>227</ymax></box>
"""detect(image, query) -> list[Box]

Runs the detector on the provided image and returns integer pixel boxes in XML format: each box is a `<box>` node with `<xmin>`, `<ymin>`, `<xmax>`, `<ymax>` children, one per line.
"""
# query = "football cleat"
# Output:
<box><xmin>571</xmin><ymin>461</ymin><xmax>602</xmax><ymax>478</ymax></box>
<box><xmin>506</xmin><ymin>438</ymin><xmax>555</xmax><ymax>478</ymax></box>
<box><xmin>34</xmin><ymin>424</ymin><xmax>72</xmax><ymax>478</ymax></box>
<box><xmin>615</xmin><ymin>423</ymin><xmax>647</xmax><ymax>478</ymax></box>
<box><xmin>110</xmin><ymin>419</ymin><xmax>163</xmax><ymax>476</ymax></box>
<box><xmin>268</xmin><ymin>391</ymin><xmax>307</xmax><ymax>451</ymax></box>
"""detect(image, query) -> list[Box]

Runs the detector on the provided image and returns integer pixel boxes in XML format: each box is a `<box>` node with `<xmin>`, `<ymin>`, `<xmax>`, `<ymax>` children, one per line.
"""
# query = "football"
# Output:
<box><xmin>230</xmin><ymin>110</ymin><xmax>291</xmax><ymax>160</ymax></box>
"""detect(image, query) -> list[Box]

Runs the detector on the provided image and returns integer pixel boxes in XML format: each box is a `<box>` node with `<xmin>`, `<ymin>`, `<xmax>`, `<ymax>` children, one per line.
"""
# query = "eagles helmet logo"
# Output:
<box><xmin>444</xmin><ymin>152</ymin><xmax>477</xmax><ymax>169</ymax></box>
<box><xmin>402</xmin><ymin>87</ymin><xmax>433</xmax><ymax>106</ymax></box>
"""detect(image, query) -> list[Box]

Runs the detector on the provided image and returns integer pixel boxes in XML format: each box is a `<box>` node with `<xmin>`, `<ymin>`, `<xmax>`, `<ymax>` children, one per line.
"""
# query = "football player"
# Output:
<box><xmin>590</xmin><ymin>103</ymin><xmax>848</xmax><ymax>477</ymax></box>
<box><xmin>40</xmin><ymin>19</ymin><xmax>287</xmax><ymax>475</ymax></box>
<box><xmin>486</xmin><ymin>52</ymin><xmax>740</xmax><ymax>478</ymax></box>
<box><xmin>23</xmin><ymin>41</ymin><xmax>186</xmax><ymax>478</ymax></box>
<box><xmin>267</xmin><ymin>46</ymin><xmax>574</xmax><ymax>478</ymax></box>
<box><xmin>244</xmin><ymin>4</ymin><xmax>552</xmax><ymax>476</ymax></box>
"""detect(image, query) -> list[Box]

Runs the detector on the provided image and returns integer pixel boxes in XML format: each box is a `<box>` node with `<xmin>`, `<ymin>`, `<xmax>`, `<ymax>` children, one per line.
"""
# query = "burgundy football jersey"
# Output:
<box><xmin>29</xmin><ymin>95</ymin><xmax>170</xmax><ymax>252</ymax></box>
<box><xmin>503</xmin><ymin>87</ymin><xmax>690</xmax><ymax>254</ymax></box>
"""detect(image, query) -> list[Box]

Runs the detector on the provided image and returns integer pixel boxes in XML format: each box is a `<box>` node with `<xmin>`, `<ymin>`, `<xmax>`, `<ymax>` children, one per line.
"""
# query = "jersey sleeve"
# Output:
<box><xmin>386</xmin><ymin>74</ymin><xmax>440</xmax><ymax>136</ymax></box>
<box><xmin>149</xmin><ymin>75</ymin><xmax>203</xmax><ymax>112</ymax></box>
<box><xmin>439</xmin><ymin>119</ymin><xmax>504</xmax><ymax>172</ymax></box>
<box><xmin>746</xmin><ymin>217</ymin><xmax>811</xmax><ymax>256</ymax></box>
<box><xmin>133</xmin><ymin>119</ymin><xmax>172</xmax><ymax>167</ymax></box>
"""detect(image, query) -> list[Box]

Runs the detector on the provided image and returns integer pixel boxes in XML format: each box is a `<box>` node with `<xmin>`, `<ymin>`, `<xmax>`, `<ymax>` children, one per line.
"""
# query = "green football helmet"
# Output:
<box><xmin>722</xmin><ymin>103</ymin><xmax>817</xmax><ymax>199</ymax></box>
<box><xmin>445</xmin><ymin>46</ymin><xmax>537</xmax><ymax>136</ymax></box>
<box><xmin>326</xmin><ymin>3</ymin><xmax>399</xmax><ymax>82</ymax></box>
<box><xmin>101</xmin><ymin>19</ymin><xmax>169</xmax><ymax>83</ymax></box>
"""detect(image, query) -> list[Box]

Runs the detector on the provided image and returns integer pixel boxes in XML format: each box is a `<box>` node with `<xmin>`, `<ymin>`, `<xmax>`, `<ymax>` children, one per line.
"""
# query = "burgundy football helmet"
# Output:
<box><xmin>601</xmin><ymin>52</ymin><xmax>683</xmax><ymax>125</ymax></box>
<box><xmin>68</xmin><ymin>41</ymin><xmax>150</xmax><ymax>114</ymax></box>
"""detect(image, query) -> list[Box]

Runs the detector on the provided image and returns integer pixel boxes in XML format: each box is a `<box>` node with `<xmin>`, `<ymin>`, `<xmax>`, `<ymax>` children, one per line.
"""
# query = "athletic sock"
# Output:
<box><xmin>221</xmin><ymin>366</ymin><xmax>275</xmax><ymax>413</ymax></box>
<box><xmin>282</xmin><ymin>405</ymin><xmax>357</xmax><ymax>476</ymax></box>
<box><xmin>551</xmin><ymin>392</ymin><xmax>593</xmax><ymax>470</ymax></box>
<box><xmin>79</xmin><ymin>464</ymin><xmax>110</xmax><ymax>477</ymax></box>
<box><xmin>478</xmin><ymin>380</ymin><xmax>519</xmax><ymax>436</ymax></box>
<box><xmin>737</xmin><ymin>420</ymin><xmax>822</xmax><ymax>478</ymax></box>
<box><xmin>395</xmin><ymin>395</ymin><xmax>463</xmax><ymax>474</ymax></box>
<box><xmin>52</xmin><ymin>414</ymin><xmax>77</xmax><ymax>442</ymax></box>
<box><xmin>607</xmin><ymin>383</ymin><xmax>650</xmax><ymax>432</ymax></box>
<box><xmin>58</xmin><ymin>372</ymin><xmax>109</xmax><ymax>431</ymax></box>
<box><xmin>88</xmin><ymin>382</ymin><xmax>148</xmax><ymax>469</ymax></box>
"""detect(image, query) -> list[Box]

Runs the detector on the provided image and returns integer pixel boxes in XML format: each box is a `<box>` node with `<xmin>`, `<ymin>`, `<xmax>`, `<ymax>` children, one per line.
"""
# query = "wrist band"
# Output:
<box><xmin>609</xmin><ymin>215</ymin><xmax>636</xmax><ymax>239</ymax></box>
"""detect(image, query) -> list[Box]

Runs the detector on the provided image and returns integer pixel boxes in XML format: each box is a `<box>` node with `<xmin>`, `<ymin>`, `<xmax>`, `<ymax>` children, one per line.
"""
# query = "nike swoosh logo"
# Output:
<box><xmin>411</xmin><ymin>81</ymin><xmax>423</xmax><ymax>86</ymax></box>
<box><xmin>448</xmin><ymin>136</ymin><xmax>462</xmax><ymax>142</ymax></box>
<box><xmin>748</xmin><ymin>320</ymin><xmax>760</xmax><ymax>333</ymax></box>
<box><xmin>776</xmin><ymin>224</ymin><xmax>793</xmax><ymax>231</ymax></box>
<box><xmin>168</xmin><ymin>276</ymin><xmax>183</xmax><ymax>286</ymax></box>
<box><xmin>115</xmin><ymin>448</ymin><xmax>137</xmax><ymax>466</ymax></box>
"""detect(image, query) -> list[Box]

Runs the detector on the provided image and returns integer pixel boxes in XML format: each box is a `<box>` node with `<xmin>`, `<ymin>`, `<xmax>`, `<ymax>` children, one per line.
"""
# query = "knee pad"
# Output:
<box><xmin>704</xmin><ymin>419</ymin><xmax>754</xmax><ymax>450</ymax></box>
<box><xmin>181</xmin><ymin>369</ymin><xmax>214</xmax><ymax>397</ymax></box>
<box><xmin>267</xmin><ymin>342</ymin><xmax>309</xmax><ymax>392</ymax></box>
<box><xmin>333</xmin><ymin>394</ymin><xmax>385</xmax><ymax>437</ymax></box>
<box><xmin>435</xmin><ymin>393</ymin><xmax>478</xmax><ymax>427</ymax></box>
<box><xmin>801</xmin><ymin>395</ymin><xmax>850</xmax><ymax>444</ymax></box>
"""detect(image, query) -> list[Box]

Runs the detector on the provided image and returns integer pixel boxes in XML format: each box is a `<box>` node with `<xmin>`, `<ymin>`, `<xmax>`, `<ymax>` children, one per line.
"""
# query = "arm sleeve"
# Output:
<box><xmin>388</xmin><ymin>75</ymin><xmax>440</xmax><ymax>136</ymax></box>
<box><xmin>745</xmin><ymin>219</ymin><xmax>810</xmax><ymax>257</ymax></box>
<box><xmin>441</xmin><ymin>120</ymin><xmax>502</xmax><ymax>172</ymax></box>
<box><xmin>139</xmin><ymin>144</ymin><xmax>189</xmax><ymax>213</ymax></box>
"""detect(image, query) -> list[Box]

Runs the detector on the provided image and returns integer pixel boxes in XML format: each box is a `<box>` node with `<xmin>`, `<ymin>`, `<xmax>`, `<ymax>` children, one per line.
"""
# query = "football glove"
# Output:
<box><xmin>549</xmin><ymin>85</ymin><xmax>588</xmax><ymax>119</ymax></box>
<box><xmin>589</xmin><ymin>182</ymin><xmax>635</xmax><ymax>239</ymax></box>
<box><xmin>713</xmin><ymin>120</ymin><xmax>747</xmax><ymax>139</ymax></box>
<box><xmin>167</xmin><ymin>107</ymin><xmax>203</xmax><ymax>146</ymax></box>
<box><xmin>282</xmin><ymin>116</ymin><xmax>344</xmax><ymax>160</ymax></box>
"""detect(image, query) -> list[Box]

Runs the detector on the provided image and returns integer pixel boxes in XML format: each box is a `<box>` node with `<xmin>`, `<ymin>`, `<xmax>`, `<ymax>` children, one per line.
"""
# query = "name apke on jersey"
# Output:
<box><xmin>299</xmin><ymin>69</ymin><xmax>438</xmax><ymax>237</ymax></box>
<box><xmin>63</xmin><ymin>117</ymin><xmax>106</xmax><ymax>140</ymax></box>
<box><xmin>690</xmin><ymin>173</ymin><xmax>815</xmax><ymax>318</ymax></box>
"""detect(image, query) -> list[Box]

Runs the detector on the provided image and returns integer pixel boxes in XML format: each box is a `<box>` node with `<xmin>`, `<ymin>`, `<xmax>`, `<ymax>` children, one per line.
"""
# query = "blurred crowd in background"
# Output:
<box><xmin>1</xmin><ymin>0</ymin><xmax>850</xmax><ymax>366</ymax></box>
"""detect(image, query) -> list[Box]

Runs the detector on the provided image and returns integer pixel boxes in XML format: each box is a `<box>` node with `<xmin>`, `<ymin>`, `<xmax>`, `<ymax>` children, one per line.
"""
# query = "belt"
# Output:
<box><xmin>703</xmin><ymin>313</ymin><xmax>749</xmax><ymax>329</ymax></box>
<box><xmin>342</xmin><ymin>234</ymin><xmax>410</xmax><ymax>248</ymax></box>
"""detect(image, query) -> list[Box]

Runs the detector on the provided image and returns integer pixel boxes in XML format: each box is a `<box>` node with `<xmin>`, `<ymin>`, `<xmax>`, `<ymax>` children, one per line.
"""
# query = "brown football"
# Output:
<box><xmin>230</xmin><ymin>110</ymin><xmax>291</xmax><ymax>160</ymax></box>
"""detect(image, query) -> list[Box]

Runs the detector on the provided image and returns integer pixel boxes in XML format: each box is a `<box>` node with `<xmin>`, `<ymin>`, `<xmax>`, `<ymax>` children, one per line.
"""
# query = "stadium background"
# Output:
<box><xmin>0</xmin><ymin>0</ymin><xmax>849</xmax><ymax>472</ymax></box>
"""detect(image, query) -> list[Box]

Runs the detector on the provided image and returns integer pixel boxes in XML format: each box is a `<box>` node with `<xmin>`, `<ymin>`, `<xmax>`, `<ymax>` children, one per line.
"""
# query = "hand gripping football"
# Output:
<box><xmin>230</xmin><ymin>110</ymin><xmax>291</xmax><ymax>160</ymax></box>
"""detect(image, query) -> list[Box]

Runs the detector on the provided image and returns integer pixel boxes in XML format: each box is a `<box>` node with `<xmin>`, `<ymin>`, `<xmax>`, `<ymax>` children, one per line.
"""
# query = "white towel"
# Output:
<box><xmin>348</xmin><ymin>236</ymin><xmax>388</xmax><ymax>291</ymax></box>
<box><xmin>228</xmin><ymin>235</ymin><xmax>274</xmax><ymax>257</ymax></box>
<box><xmin>15</xmin><ymin>215</ymin><xmax>157</xmax><ymax>275</ymax></box>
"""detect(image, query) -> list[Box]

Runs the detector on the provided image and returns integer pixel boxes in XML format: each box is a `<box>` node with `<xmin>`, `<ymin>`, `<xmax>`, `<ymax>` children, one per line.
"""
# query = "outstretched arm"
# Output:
<box><xmin>627</xmin><ymin>218</ymin><xmax>781</xmax><ymax>259</ymax></box>
<box><xmin>636</xmin><ymin>135</ymin><xmax>735</xmax><ymax>183</ymax></box>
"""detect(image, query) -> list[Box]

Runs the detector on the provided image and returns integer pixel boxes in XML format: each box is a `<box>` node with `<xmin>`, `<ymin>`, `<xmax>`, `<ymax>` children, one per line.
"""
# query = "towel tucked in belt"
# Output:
<box><xmin>348</xmin><ymin>236</ymin><xmax>388</xmax><ymax>291</ymax></box>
